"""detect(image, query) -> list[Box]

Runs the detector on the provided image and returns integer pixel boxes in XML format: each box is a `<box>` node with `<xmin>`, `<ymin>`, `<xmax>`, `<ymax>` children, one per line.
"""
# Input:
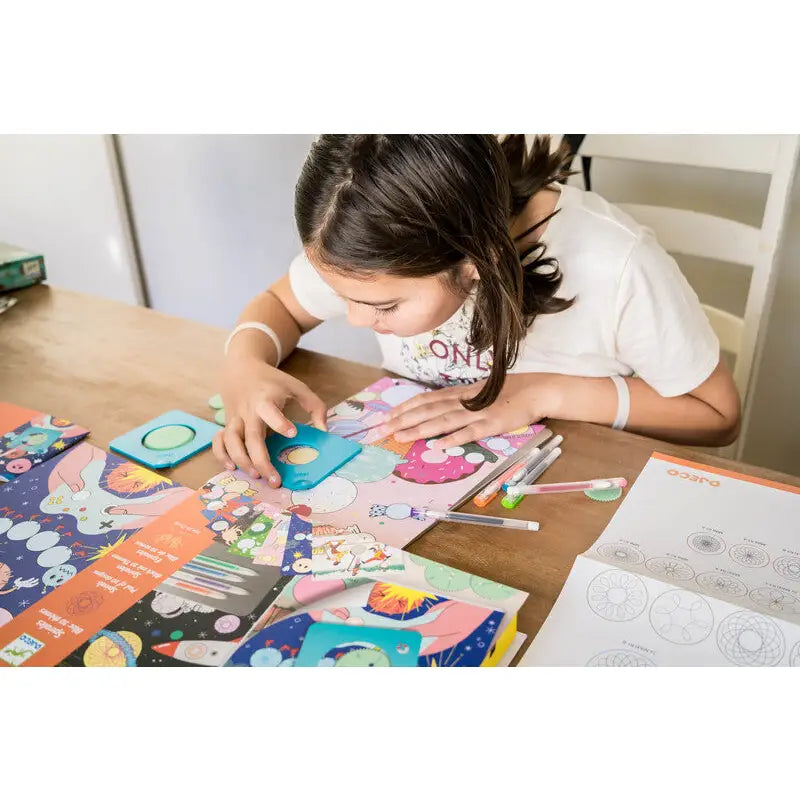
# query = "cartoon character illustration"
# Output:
<box><xmin>2</xmin><ymin>428</ymin><xmax>57</xmax><ymax>455</ymax></box>
<box><xmin>41</xmin><ymin>444</ymin><xmax>193</xmax><ymax>535</ymax></box>
<box><xmin>198</xmin><ymin>479</ymin><xmax>263</xmax><ymax>539</ymax></box>
<box><xmin>369</xmin><ymin>503</ymin><xmax>427</xmax><ymax>521</ymax></box>
<box><xmin>360</xmin><ymin>545</ymin><xmax>391</xmax><ymax>568</ymax></box>
<box><xmin>4</xmin><ymin>458</ymin><xmax>33</xmax><ymax>475</ymax></box>
<box><xmin>0</xmin><ymin>562</ymin><xmax>39</xmax><ymax>595</ymax></box>
<box><xmin>1</xmin><ymin>415</ymin><xmax>86</xmax><ymax>456</ymax></box>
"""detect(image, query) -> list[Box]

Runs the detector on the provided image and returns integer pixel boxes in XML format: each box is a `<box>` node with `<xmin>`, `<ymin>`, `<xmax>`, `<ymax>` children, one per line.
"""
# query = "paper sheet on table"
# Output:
<box><xmin>521</xmin><ymin>453</ymin><xmax>800</xmax><ymax>666</ymax></box>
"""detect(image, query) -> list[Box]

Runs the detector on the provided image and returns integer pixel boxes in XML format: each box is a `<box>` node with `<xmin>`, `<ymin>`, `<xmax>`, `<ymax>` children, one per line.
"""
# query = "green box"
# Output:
<box><xmin>0</xmin><ymin>242</ymin><xmax>47</xmax><ymax>291</ymax></box>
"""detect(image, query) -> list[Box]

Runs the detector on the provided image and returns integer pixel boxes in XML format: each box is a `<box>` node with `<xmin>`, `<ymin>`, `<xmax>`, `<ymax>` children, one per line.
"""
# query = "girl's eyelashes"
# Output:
<box><xmin>375</xmin><ymin>304</ymin><xmax>399</xmax><ymax>316</ymax></box>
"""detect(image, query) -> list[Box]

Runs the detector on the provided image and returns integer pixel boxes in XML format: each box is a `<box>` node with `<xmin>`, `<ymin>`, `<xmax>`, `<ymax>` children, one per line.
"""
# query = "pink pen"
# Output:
<box><xmin>506</xmin><ymin>477</ymin><xmax>628</xmax><ymax>497</ymax></box>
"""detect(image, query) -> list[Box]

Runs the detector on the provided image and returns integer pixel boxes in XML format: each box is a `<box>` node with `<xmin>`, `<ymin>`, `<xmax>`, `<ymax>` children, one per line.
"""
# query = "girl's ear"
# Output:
<box><xmin>461</xmin><ymin>261</ymin><xmax>480</xmax><ymax>281</ymax></box>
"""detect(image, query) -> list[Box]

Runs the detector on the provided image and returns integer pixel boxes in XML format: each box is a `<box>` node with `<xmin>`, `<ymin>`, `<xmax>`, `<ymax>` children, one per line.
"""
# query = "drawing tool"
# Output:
<box><xmin>506</xmin><ymin>435</ymin><xmax>564</xmax><ymax>487</ymax></box>
<box><xmin>193</xmin><ymin>554</ymin><xmax>258</xmax><ymax>576</ymax></box>
<box><xmin>172</xmin><ymin>570</ymin><xmax>249</xmax><ymax>595</ymax></box>
<box><xmin>507</xmin><ymin>477</ymin><xmax>628</xmax><ymax>497</ymax></box>
<box><xmin>181</xmin><ymin>562</ymin><xmax>246</xmax><ymax>582</ymax></box>
<box><xmin>424</xmin><ymin>508</ymin><xmax>539</xmax><ymax>531</ymax></box>
<box><xmin>458</xmin><ymin>427</ymin><xmax>552</xmax><ymax>508</ymax></box>
<box><xmin>473</xmin><ymin>431</ymin><xmax>554</xmax><ymax>508</ymax></box>
<box><xmin>163</xmin><ymin>577</ymin><xmax>226</xmax><ymax>600</ymax></box>
<box><xmin>502</xmin><ymin>448</ymin><xmax>562</xmax><ymax>510</ymax></box>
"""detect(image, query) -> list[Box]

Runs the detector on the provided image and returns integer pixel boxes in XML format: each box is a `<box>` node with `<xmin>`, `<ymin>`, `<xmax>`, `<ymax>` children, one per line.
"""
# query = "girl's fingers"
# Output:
<box><xmin>223</xmin><ymin>418</ymin><xmax>257</xmax><ymax>478</ymax></box>
<box><xmin>388</xmin><ymin>388</ymin><xmax>456</xmax><ymax>419</ymax></box>
<box><xmin>244</xmin><ymin>416</ymin><xmax>281</xmax><ymax>487</ymax></box>
<box><xmin>212</xmin><ymin>430</ymin><xmax>235</xmax><ymax>471</ymax></box>
<box><xmin>389</xmin><ymin>382</ymin><xmax>483</xmax><ymax>420</ymax></box>
<box><xmin>435</xmin><ymin>421</ymin><xmax>494</xmax><ymax>450</ymax></box>
<box><xmin>390</xmin><ymin>401</ymin><xmax>464</xmax><ymax>440</ymax></box>
<box><xmin>254</xmin><ymin>400</ymin><xmax>296</xmax><ymax>439</ymax></box>
<box><xmin>394</xmin><ymin>410</ymin><xmax>478</xmax><ymax>443</ymax></box>
<box><xmin>291</xmin><ymin>380</ymin><xmax>329</xmax><ymax>430</ymax></box>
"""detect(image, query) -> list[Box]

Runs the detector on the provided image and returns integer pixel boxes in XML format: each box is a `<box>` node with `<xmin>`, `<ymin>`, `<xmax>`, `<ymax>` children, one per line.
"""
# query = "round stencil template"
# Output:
<box><xmin>717</xmin><ymin>611</ymin><xmax>785</xmax><ymax>666</ymax></box>
<box><xmin>646</xmin><ymin>557</ymin><xmax>695</xmax><ymax>582</ymax></box>
<box><xmin>649</xmin><ymin>589</ymin><xmax>714</xmax><ymax>644</ymax></box>
<box><xmin>696</xmin><ymin>572</ymin><xmax>748</xmax><ymax>598</ymax></box>
<box><xmin>278</xmin><ymin>445</ymin><xmax>319</xmax><ymax>465</ymax></box>
<box><xmin>142</xmin><ymin>424</ymin><xmax>196</xmax><ymax>451</ymax></box>
<box><xmin>748</xmin><ymin>587</ymin><xmax>800</xmax><ymax>615</ymax></box>
<box><xmin>773</xmin><ymin>556</ymin><xmax>800</xmax><ymax>582</ymax></box>
<box><xmin>587</xmin><ymin>649</ymin><xmax>656</xmax><ymax>667</ymax></box>
<box><xmin>687</xmin><ymin>532</ymin><xmax>726</xmax><ymax>555</ymax></box>
<box><xmin>596</xmin><ymin>543</ymin><xmax>645</xmax><ymax>565</ymax></box>
<box><xmin>729</xmin><ymin>543</ymin><xmax>770</xmax><ymax>569</ymax></box>
<box><xmin>587</xmin><ymin>570</ymin><xmax>648</xmax><ymax>622</ymax></box>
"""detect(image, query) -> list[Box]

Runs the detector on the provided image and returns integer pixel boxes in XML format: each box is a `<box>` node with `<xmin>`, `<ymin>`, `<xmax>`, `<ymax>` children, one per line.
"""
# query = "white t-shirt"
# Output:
<box><xmin>289</xmin><ymin>183</ymin><xmax>719</xmax><ymax>398</ymax></box>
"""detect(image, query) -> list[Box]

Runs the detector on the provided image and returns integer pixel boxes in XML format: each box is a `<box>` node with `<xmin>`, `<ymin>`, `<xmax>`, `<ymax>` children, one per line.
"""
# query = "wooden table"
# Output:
<box><xmin>4</xmin><ymin>285</ymin><xmax>799</xmax><ymax>662</ymax></box>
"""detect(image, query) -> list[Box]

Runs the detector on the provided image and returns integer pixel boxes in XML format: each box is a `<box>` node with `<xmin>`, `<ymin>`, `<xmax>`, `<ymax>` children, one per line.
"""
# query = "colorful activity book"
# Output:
<box><xmin>0</xmin><ymin>442</ymin><xmax>200</xmax><ymax>665</ymax></box>
<box><xmin>227</xmin><ymin>577</ymin><xmax>510</xmax><ymax>668</ymax></box>
<box><xmin>1</xmin><ymin>377</ymin><xmax>534</xmax><ymax>666</ymax></box>
<box><xmin>248</xmin><ymin>376</ymin><xmax>546</xmax><ymax>550</ymax></box>
<box><xmin>224</xmin><ymin>521</ymin><xmax>527</xmax><ymax>667</ymax></box>
<box><xmin>521</xmin><ymin>453</ymin><xmax>800</xmax><ymax>667</ymax></box>
<box><xmin>0</xmin><ymin>402</ymin><xmax>89</xmax><ymax>483</ymax></box>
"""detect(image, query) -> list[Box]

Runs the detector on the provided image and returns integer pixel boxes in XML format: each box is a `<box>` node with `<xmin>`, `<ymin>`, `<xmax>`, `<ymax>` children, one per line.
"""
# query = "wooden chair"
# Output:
<box><xmin>553</xmin><ymin>135</ymin><xmax>799</xmax><ymax>460</ymax></box>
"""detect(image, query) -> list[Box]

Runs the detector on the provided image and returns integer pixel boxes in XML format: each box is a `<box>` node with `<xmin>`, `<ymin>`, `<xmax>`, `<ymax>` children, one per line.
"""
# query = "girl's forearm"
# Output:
<box><xmin>546</xmin><ymin>370</ymin><xmax>740</xmax><ymax>447</ymax></box>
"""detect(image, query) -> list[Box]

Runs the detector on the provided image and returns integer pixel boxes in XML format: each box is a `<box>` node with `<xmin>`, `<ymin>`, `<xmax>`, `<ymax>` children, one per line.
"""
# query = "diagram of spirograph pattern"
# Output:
<box><xmin>596</xmin><ymin>542</ymin><xmax>645</xmax><ymax>565</ymax></box>
<box><xmin>773</xmin><ymin>556</ymin><xmax>800</xmax><ymax>582</ymax></box>
<box><xmin>790</xmin><ymin>642</ymin><xmax>800</xmax><ymax>667</ymax></box>
<box><xmin>717</xmin><ymin>611</ymin><xmax>785</xmax><ymax>666</ymax></box>
<box><xmin>649</xmin><ymin>589</ymin><xmax>714</xmax><ymax>644</ymax></box>
<box><xmin>586</xmin><ymin>649</ymin><xmax>656</xmax><ymax>667</ymax></box>
<box><xmin>748</xmin><ymin>587</ymin><xmax>800</xmax><ymax>615</ymax></box>
<box><xmin>729</xmin><ymin>543</ymin><xmax>770</xmax><ymax>569</ymax></box>
<box><xmin>586</xmin><ymin>570</ymin><xmax>648</xmax><ymax>622</ymax></box>
<box><xmin>645</xmin><ymin>557</ymin><xmax>695</xmax><ymax>582</ymax></box>
<box><xmin>696</xmin><ymin>572</ymin><xmax>748</xmax><ymax>598</ymax></box>
<box><xmin>687</xmin><ymin>532</ymin><xmax>726</xmax><ymax>555</ymax></box>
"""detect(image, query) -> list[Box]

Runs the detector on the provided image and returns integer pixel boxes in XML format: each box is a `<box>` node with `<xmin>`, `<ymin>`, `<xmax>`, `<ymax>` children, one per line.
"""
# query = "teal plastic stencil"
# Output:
<box><xmin>267</xmin><ymin>423</ymin><xmax>361</xmax><ymax>490</ymax></box>
<box><xmin>109</xmin><ymin>410</ymin><xmax>222</xmax><ymax>469</ymax></box>
<box><xmin>295</xmin><ymin>622</ymin><xmax>421</xmax><ymax>667</ymax></box>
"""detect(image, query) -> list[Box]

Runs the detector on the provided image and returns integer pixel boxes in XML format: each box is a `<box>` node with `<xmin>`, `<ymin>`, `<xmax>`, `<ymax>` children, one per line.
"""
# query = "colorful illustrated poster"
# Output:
<box><xmin>0</xmin><ymin>443</ymin><xmax>203</xmax><ymax>665</ymax></box>
<box><xmin>0</xmin><ymin>404</ymin><xmax>89</xmax><ymax>482</ymax></box>
<box><xmin>228</xmin><ymin>579</ymin><xmax>505</xmax><ymax>668</ymax></box>
<box><xmin>225</xmin><ymin>532</ymin><xmax>527</xmax><ymax>667</ymax></box>
<box><xmin>64</xmin><ymin>488</ymin><xmax>301</xmax><ymax>667</ymax></box>
<box><xmin>521</xmin><ymin>453</ymin><xmax>800</xmax><ymax>667</ymax></box>
<box><xmin>218</xmin><ymin>376</ymin><xmax>543</xmax><ymax>550</ymax></box>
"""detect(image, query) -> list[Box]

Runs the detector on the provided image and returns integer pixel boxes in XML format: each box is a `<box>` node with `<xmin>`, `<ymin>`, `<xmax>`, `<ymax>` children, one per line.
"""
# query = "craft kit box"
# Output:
<box><xmin>0</xmin><ymin>242</ymin><xmax>46</xmax><ymax>291</ymax></box>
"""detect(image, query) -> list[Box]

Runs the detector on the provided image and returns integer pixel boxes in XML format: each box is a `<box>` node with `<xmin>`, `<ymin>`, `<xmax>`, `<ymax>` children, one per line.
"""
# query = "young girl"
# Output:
<box><xmin>214</xmin><ymin>135</ymin><xmax>741</xmax><ymax>486</ymax></box>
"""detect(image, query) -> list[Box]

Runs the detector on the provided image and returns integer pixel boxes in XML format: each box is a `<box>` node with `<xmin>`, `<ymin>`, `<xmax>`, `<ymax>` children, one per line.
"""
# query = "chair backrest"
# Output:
<box><xmin>555</xmin><ymin>134</ymin><xmax>799</xmax><ymax>460</ymax></box>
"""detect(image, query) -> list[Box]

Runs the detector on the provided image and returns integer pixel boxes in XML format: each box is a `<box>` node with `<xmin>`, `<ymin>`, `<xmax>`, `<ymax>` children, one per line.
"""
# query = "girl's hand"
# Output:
<box><xmin>213</xmin><ymin>355</ymin><xmax>328</xmax><ymax>486</ymax></box>
<box><xmin>384</xmin><ymin>373</ymin><xmax>561</xmax><ymax>449</ymax></box>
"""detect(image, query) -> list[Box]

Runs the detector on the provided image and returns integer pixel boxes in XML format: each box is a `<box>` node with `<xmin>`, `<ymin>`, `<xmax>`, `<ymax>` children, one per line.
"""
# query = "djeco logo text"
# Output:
<box><xmin>667</xmin><ymin>468</ymin><xmax>721</xmax><ymax>487</ymax></box>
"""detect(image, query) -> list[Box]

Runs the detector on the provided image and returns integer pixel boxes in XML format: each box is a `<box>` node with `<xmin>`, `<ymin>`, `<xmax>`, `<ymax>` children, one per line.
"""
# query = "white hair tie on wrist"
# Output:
<box><xmin>224</xmin><ymin>322</ymin><xmax>283</xmax><ymax>366</ymax></box>
<box><xmin>609</xmin><ymin>375</ymin><xmax>630</xmax><ymax>431</ymax></box>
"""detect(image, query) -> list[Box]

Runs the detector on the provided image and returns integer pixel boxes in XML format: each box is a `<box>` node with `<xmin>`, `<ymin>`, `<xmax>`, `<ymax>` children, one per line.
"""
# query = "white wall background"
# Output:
<box><xmin>0</xmin><ymin>134</ymin><xmax>142</xmax><ymax>304</ymax></box>
<box><xmin>118</xmin><ymin>134</ymin><xmax>381</xmax><ymax>364</ymax></box>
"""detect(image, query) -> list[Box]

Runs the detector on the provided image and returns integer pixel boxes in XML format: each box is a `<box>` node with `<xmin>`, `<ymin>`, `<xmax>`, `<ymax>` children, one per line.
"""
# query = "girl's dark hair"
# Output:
<box><xmin>294</xmin><ymin>134</ymin><xmax>575</xmax><ymax>411</ymax></box>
